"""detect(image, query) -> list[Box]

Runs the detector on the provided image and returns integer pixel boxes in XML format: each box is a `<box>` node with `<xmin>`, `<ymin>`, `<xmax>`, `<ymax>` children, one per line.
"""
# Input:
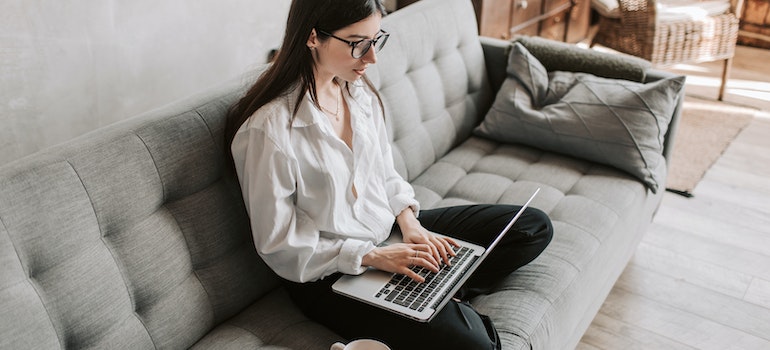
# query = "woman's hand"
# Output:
<box><xmin>362</xmin><ymin>243</ymin><xmax>440</xmax><ymax>283</ymax></box>
<box><xmin>396</xmin><ymin>208</ymin><xmax>459</xmax><ymax>268</ymax></box>
<box><xmin>361</xmin><ymin>208</ymin><xmax>460</xmax><ymax>283</ymax></box>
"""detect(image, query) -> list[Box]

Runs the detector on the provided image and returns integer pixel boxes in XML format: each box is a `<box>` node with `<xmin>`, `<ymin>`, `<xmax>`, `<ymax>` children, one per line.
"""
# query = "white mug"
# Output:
<box><xmin>330</xmin><ymin>339</ymin><xmax>391</xmax><ymax>350</ymax></box>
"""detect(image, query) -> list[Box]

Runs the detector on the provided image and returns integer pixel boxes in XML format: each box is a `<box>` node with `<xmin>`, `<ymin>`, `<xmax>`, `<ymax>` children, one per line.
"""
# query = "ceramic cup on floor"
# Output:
<box><xmin>330</xmin><ymin>339</ymin><xmax>391</xmax><ymax>350</ymax></box>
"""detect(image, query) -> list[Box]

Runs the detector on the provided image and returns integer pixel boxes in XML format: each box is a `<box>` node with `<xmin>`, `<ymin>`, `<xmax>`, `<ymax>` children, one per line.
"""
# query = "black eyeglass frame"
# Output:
<box><xmin>316</xmin><ymin>29</ymin><xmax>390</xmax><ymax>59</ymax></box>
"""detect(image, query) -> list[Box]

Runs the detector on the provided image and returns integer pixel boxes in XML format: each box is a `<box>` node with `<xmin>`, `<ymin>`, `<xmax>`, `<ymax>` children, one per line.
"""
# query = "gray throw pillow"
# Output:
<box><xmin>475</xmin><ymin>43</ymin><xmax>684</xmax><ymax>193</ymax></box>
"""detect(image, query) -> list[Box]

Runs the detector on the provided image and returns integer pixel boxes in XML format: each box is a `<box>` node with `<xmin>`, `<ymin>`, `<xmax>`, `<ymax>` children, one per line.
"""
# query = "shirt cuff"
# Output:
<box><xmin>389</xmin><ymin>194</ymin><xmax>420</xmax><ymax>218</ymax></box>
<box><xmin>338</xmin><ymin>239</ymin><xmax>376</xmax><ymax>275</ymax></box>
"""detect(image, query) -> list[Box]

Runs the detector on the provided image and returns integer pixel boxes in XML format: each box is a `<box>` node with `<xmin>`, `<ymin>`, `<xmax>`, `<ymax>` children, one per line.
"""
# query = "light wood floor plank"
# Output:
<box><xmin>725</xmin><ymin>118</ymin><xmax>770</xmax><ymax>149</ymax></box>
<box><xmin>630</xmin><ymin>241</ymin><xmax>753</xmax><ymax>299</ymax></box>
<box><xmin>652</xmin><ymin>200</ymin><xmax>770</xmax><ymax>258</ymax></box>
<box><xmin>693</xmin><ymin>177</ymin><xmax>770</xmax><ymax>216</ymax></box>
<box><xmin>579</xmin><ymin>312</ymin><xmax>696</xmax><ymax>350</ymax></box>
<box><xmin>616</xmin><ymin>265</ymin><xmax>770</xmax><ymax>341</ymax></box>
<box><xmin>712</xmin><ymin>142</ymin><xmax>770</xmax><ymax>180</ymax></box>
<box><xmin>665</xmin><ymin>180</ymin><xmax>770</xmax><ymax>231</ymax></box>
<box><xmin>707</xmin><ymin>117</ymin><xmax>770</xmax><ymax>197</ymax></box>
<box><xmin>599</xmin><ymin>285</ymin><xmax>770</xmax><ymax>350</ymax></box>
<box><xmin>745</xmin><ymin>278</ymin><xmax>770</xmax><ymax>310</ymax></box>
<box><xmin>643</xmin><ymin>222</ymin><xmax>770</xmax><ymax>282</ymax></box>
<box><xmin>704</xmin><ymin>166</ymin><xmax>770</xmax><ymax>196</ymax></box>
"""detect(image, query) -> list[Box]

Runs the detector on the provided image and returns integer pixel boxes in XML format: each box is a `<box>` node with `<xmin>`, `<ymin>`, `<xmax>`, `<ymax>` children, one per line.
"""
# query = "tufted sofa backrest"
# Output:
<box><xmin>0</xmin><ymin>82</ymin><xmax>278</xmax><ymax>349</ymax></box>
<box><xmin>369</xmin><ymin>0</ymin><xmax>493</xmax><ymax>182</ymax></box>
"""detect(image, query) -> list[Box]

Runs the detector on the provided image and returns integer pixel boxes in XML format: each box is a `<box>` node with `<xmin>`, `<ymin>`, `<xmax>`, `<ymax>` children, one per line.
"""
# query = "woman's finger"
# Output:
<box><xmin>402</xmin><ymin>267</ymin><xmax>425</xmax><ymax>283</ymax></box>
<box><xmin>436</xmin><ymin>237</ymin><xmax>454</xmax><ymax>266</ymax></box>
<box><xmin>422</xmin><ymin>240</ymin><xmax>438</xmax><ymax>262</ymax></box>
<box><xmin>428</xmin><ymin>235</ymin><xmax>458</xmax><ymax>265</ymax></box>
<box><xmin>425</xmin><ymin>235</ymin><xmax>446</xmax><ymax>264</ymax></box>
<box><xmin>440</xmin><ymin>236</ymin><xmax>458</xmax><ymax>255</ymax></box>
<box><xmin>411</xmin><ymin>243</ymin><xmax>434</xmax><ymax>262</ymax></box>
<box><xmin>413</xmin><ymin>249</ymin><xmax>439</xmax><ymax>269</ymax></box>
<box><xmin>401</xmin><ymin>255</ymin><xmax>430</xmax><ymax>283</ymax></box>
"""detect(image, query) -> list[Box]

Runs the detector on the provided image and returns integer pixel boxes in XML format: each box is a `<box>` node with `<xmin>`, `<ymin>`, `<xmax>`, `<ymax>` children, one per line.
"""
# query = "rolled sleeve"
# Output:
<box><xmin>338</xmin><ymin>239</ymin><xmax>377</xmax><ymax>275</ymax></box>
<box><xmin>389</xmin><ymin>194</ymin><xmax>420</xmax><ymax>218</ymax></box>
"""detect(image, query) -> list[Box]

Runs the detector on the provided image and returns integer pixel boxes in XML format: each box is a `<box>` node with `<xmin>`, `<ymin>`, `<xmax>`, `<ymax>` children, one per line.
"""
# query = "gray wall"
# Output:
<box><xmin>1</xmin><ymin>0</ymin><xmax>292</xmax><ymax>165</ymax></box>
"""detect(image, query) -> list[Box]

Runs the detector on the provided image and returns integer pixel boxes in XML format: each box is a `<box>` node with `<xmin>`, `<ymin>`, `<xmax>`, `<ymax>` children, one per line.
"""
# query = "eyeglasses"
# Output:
<box><xmin>317</xmin><ymin>29</ymin><xmax>390</xmax><ymax>59</ymax></box>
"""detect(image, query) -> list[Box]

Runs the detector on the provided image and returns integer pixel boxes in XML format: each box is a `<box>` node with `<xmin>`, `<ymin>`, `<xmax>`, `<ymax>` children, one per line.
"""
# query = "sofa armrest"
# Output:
<box><xmin>645</xmin><ymin>69</ymin><xmax>686</xmax><ymax>164</ymax></box>
<box><xmin>480</xmin><ymin>36</ymin><xmax>512</xmax><ymax>95</ymax></box>
<box><xmin>512</xmin><ymin>36</ymin><xmax>652</xmax><ymax>82</ymax></box>
<box><xmin>482</xmin><ymin>35</ymin><xmax>654</xmax><ymax>91</ymax></box>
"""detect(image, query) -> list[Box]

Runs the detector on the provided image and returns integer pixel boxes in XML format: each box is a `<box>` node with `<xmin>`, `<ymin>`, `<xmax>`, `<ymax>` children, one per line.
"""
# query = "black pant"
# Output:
<box><xmin>283</xmin><ymin>204</ymin><xmax>553</xmax><ymax>350</ymax></box>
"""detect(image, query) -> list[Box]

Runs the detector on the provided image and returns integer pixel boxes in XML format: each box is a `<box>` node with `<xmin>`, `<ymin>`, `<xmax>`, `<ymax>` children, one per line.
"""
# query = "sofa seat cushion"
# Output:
<box><xmin>411</xmin><ymin>136</ymin><xmax>663</xmax><ymax>348</ymax></box>
<box><xmin>413</xmin><ymin>136</ymin><xmax>653</xmax><ymax>210</ymax></box>
<box><xmin>191</xmin><ymin>288</ymin><xmax>340</xmax><ymax>350</ymax></box>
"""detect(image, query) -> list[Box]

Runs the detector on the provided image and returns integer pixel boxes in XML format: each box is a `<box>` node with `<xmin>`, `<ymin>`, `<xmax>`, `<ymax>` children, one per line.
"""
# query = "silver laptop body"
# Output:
<box><xmin>332</xmin><ymin>188</ymin><xmax>540</xmax><ymax>322</ymax></box>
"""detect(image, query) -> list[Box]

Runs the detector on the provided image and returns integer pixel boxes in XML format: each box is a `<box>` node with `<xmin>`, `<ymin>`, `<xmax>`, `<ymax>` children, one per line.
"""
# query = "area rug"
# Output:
<box><xmin>665</xmin><ymin>96</ymin><xmax>757</xmax><ymax>196</ymax></box>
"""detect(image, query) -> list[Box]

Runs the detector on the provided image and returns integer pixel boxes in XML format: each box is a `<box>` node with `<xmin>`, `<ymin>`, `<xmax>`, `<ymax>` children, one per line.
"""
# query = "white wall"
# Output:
<box><xmin>0</xmin><ymin>0</ymin><xmax>291</xmax><ymax>164</ymax></box>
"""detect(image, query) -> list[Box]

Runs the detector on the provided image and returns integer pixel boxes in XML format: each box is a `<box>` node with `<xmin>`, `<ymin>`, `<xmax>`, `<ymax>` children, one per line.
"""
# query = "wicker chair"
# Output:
<box><xmin>591</xmin><ymin>0</ymin><xmax>743</xmax><ymax>100</ymax></box>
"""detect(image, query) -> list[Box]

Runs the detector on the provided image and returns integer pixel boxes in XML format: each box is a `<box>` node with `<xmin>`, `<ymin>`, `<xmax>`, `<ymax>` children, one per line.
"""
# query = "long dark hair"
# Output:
<box><xmin>224</xmin><ymin>0</ymin><xmax>386</xmax><ymax>165</ymax></box>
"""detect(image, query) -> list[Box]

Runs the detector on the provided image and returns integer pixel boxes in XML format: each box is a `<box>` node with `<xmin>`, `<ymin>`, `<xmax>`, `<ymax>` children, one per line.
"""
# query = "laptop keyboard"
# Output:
<box><xmin>375</xmin><ymin>246</ymin><xmax>473</xmax><ymax>312</ymax></box>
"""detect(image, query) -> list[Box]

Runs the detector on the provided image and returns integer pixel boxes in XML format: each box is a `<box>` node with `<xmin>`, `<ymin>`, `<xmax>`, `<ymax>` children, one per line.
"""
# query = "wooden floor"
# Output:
<box><xmin>577</xmin><ymin>45</ymin><xmax>770</xmax><ymax>349</ymax></box>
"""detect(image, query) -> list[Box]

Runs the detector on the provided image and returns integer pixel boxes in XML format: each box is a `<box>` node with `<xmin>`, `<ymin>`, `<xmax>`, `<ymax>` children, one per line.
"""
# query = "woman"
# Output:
<box><xmin>226</xmin><ymin>0</ymin><xmax>553</xmax><ymax>348</ymax></box>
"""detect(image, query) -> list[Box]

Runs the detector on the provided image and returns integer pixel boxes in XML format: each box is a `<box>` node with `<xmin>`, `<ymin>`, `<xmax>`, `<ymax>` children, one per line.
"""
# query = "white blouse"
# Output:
<box><xmin>231</xmin><ymin>81</ymin><xmax>419</xmax><ymax>283</ymax></box>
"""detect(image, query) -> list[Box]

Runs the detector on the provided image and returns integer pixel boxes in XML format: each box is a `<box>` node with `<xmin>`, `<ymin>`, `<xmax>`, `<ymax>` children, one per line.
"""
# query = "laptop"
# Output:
<box><xmin>332</xmin><ymin>188</ymin><xmax>541</xmax><ymax>322</ymax></box>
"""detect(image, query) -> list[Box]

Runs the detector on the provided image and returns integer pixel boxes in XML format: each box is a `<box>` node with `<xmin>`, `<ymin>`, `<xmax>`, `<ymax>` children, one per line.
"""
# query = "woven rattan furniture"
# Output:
<box><xmin>592</xmin><ymin>0</ymin><xmax>743</xmax><ymax>100</ymax></box>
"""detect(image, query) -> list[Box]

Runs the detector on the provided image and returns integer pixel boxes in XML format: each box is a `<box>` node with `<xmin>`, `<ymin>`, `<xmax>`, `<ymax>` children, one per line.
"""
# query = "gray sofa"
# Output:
<box><xmin>0</xmin><ymin>0</ymin><xmax>684</xmax><ymax>349</ymax></box>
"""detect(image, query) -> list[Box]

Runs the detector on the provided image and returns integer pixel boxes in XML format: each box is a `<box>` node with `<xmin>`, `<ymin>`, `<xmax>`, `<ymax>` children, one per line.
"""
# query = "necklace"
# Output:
<box><xmin>320</xmin><ymin>84</ymin><xmax>341</xmax><ymax>121</ymax></box>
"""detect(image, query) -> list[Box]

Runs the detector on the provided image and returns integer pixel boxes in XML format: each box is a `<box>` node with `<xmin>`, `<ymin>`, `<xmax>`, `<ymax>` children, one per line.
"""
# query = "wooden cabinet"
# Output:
<box><xmin>739</xmin><ymin>0</ymin><xmax>770</xmax><ymax>49</ymax></box>
<box><xmin>471</xmin><ymin>0</ymin><xmax>590</xmax><ymax>42</ymax></box>
<box><xmin>396</xmin><ymin>0</ymin><xmax>590</xmax><ymax>43</ymax></box>
<box><xmin>564</xmin><ymin>0</ymin><xmax>591</xmax><ymax>43</ymax></box>
<box><xmin>509</xmin><ymin>0</ymin><xmax>543</xmax><ymax>37</ymax></box>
